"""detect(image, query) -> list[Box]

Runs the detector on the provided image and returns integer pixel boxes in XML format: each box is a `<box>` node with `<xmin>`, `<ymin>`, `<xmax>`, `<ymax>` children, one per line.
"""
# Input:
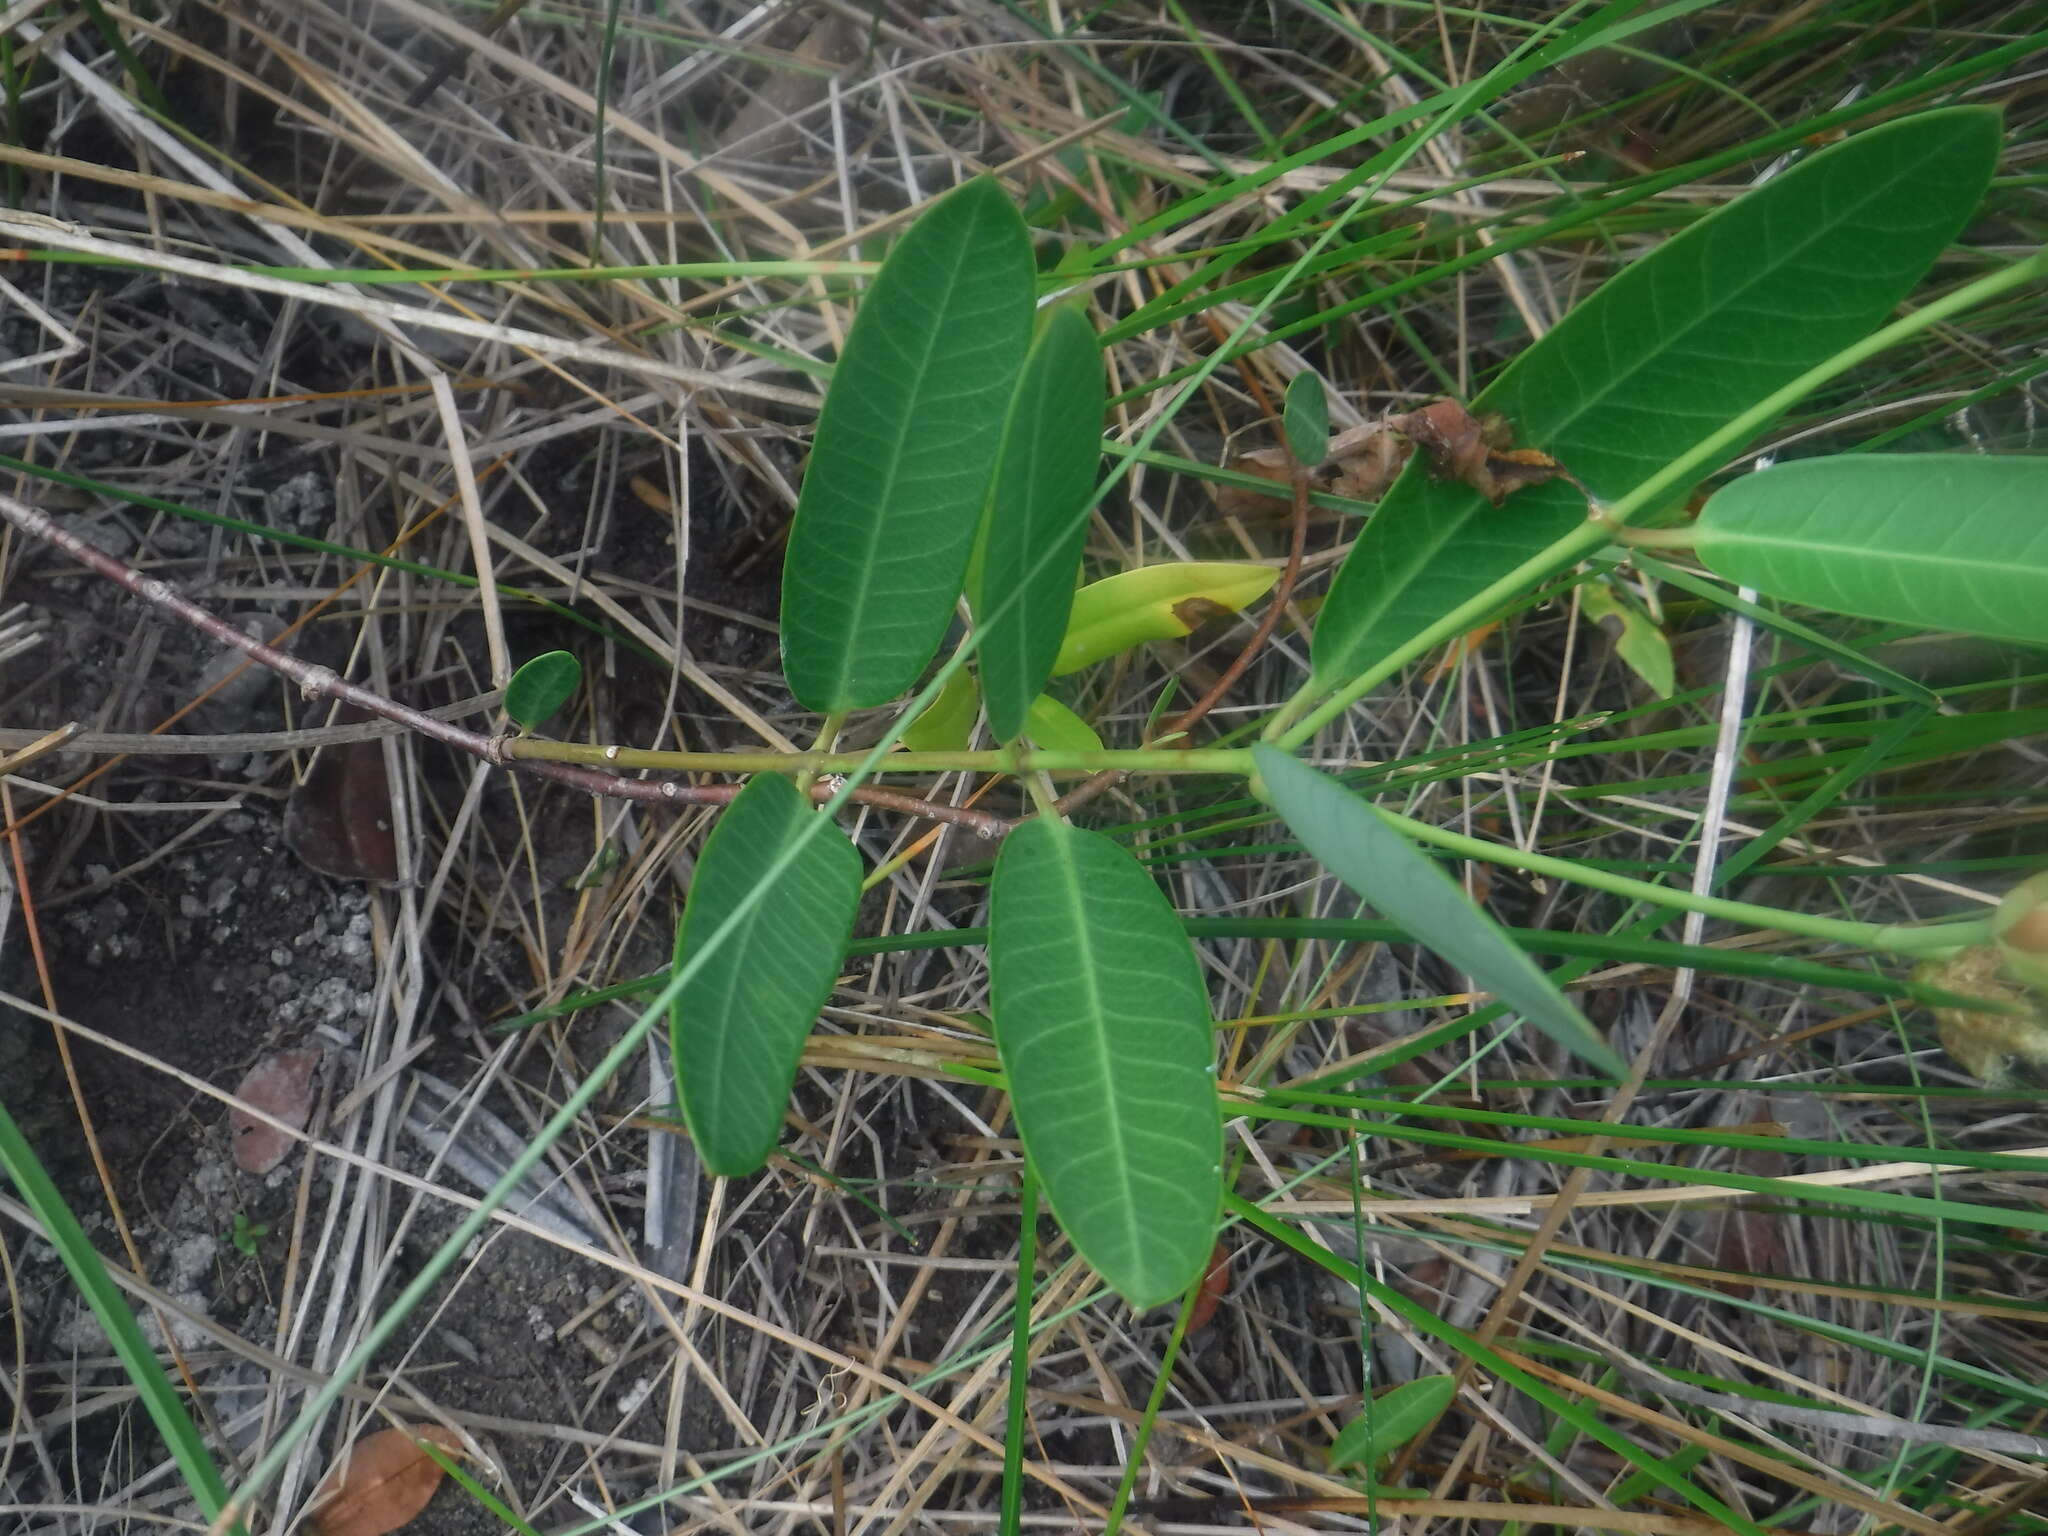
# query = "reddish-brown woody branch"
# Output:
<box><xmin>0</xmin><ymin>491</ymin><xmax>1008</xmax><ymax>840</ymax></box>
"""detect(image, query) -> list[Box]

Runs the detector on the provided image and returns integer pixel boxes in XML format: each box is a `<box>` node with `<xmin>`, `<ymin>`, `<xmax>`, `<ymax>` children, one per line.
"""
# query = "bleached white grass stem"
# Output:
<box><xmin>428</xmin><ymin>372</ymin><xmax>508</xmax><ymax>683</ymax></box>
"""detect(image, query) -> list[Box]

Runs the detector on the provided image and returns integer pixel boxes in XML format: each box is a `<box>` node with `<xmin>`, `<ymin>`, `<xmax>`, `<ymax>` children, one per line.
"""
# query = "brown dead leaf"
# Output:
<box><xmin>231</xmin><ymin>1048</ymin><xmax>321</xmax><ymax>1175</ymax></box>
<box><xmin>1325</xmin><ymin>424</ymin><xmax>1411</xmax><ymax>502</ymax></box>
<box><xmin>308</xmin><ymin>1424</ymin><xmax>466</xmax><ymax>1536</ymax></box>
<box><xmin>1216</xmin><ymin>424</ymin><xmax>1416</xmax><ymax>516</ymax></box>
<box><xmin>1213</xmin><ymin>445</ymin><xmax>1294</xmax><ymax>517</ymax></box>
<box><xmin>285</xmin><ymin>713</ymin><xmax>398</xmax><ymax>883</ymax></box>
<box><xmin>1386</xmin><ymin>399</ymin><xmax>1568</xmax><ymax>506</ymax></box>
<box><xmin>1706</xmin><ymin>1141</ymin><xmax>1788</xmax><ymax>1297</ymax></box>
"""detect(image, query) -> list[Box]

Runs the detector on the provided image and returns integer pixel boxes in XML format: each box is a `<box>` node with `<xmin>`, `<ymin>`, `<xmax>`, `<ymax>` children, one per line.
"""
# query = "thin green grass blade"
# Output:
<box><xmin>998</xmin><ymin>1166</ymin><xmax>1037</xmax><ymax>1536</ymax></box>
<box><xmin>1253</xmin><ymin>745</ymin><xmax>1626</xmax><ymax>1076</ymax></box>
<box><xmin>1228</xmin><ymin>1194</ymin><xmax>1770</xmax><ymax>1536</ymax></box>
<box><xmin>0</xmin><ymin>1100</ymin><xmax>238</xmax><ymax>1530</ymax></box>
<box><xmin>1694</xmin><ymin>455</ymin><xmax>2048</xmax><ymax>644</ymax></box>
<box><xmin>973</xmin><ymin>306</ymin><xmax>1107</xmax><ymax>741</ymax></box>
<box><xmin>781</xmin><ymin>178</ymin><xmax>1034</xmax><ymax>710</ymax></box>
<box><xmin>503</xmin><ymin>907</ymin><xmax>1977</xmax><ymax>1037</ymax></box>
<box><xmin>989</xmin><ymin>819</ymin><xmax>1221</xmax><ymax>1307</ymax></box>
<box><xmin>1312</xmin><ymin>107</ymin><xmax>2002</xmax><ymax>685</ymax></box>
<box><xmin>76</xmin><ymin>0</ymin><xmax>173</xmax><ymax>118</ymax></box>
<box><xmin>423</xmin><ymin>1442</ymin><xmax>544</xmax><ymax>1536</ymax></box>
<box><xmin>1624</xmin><ymin>551</ymin><xmax>1937</xmax><ymax>703</ymax></box>
<box><xmin>669</xmin><ymin>774</ymin><xmax>862</xmax><ymax>1177</ymax></box>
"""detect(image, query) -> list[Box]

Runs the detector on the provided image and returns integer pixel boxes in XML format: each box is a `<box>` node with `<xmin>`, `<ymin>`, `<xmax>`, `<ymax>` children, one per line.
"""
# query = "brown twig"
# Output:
<box><xmin>0</xmin><ymin>492</ymin><xmax>1009</xmax><ymax>841</ymax></box>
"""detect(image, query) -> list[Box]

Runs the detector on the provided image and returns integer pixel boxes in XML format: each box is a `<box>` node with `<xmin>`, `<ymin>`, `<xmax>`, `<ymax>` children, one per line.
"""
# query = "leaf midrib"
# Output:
<box><xmin>1509</xmin><ymin>120</ymin><xmax>1967</xmax><ymax>478</ymax></box>
<box><xmin>812</xmin><ymin>202</ymin><xmax>1001</xmax><ymax>702</ymax></box>
<box><xmin>1040</xmin><ymin>828</ymin><xmax>1142</xmax><ymax>1261</ymax></box>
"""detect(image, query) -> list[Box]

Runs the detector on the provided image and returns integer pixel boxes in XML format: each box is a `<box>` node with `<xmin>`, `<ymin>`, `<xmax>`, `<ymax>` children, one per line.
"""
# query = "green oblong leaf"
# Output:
<box><xmin>503</xmin><ymin>649</ymin><xmax>582</xmax><ymax>730</ymax></box>
<box><xmin>669</xmin><ymin>774</ymin><xmax>862</xmax><ymax>1177</ymax></box>
<box><xmin>1329</xmin><ymin>1375</ymin><xmax>1457</xmax><ymax>1470</ymax></box>
<box><xmin>1053</xmin><ymin>561</ymin><xmax>1278</xmax><ymax>676</ymax></box>
<box><xmin>973</xmin><ymin>306</ymin><xmax>1108</xmax><ymax>741</ymax></box>
<box><xmin>781</xmin><ymin>178</ymin><xmax>1035</xmax><ymax>711</ymax></box>
<box><xmin>901</xmin><ymin>665</ymin><xmax>980</xmax><ymax>751</ymax></box>
<box><xmin>1312</xmin><ymin>106</ymin><xmax>2002</xmax><ymax>684</ymax></box>
<box><xmin>1023</xmin><ymin>694</ymin><xmax>1102</xmax><ymax>752</ymax></box>
<box><xmin>1252</xmin><ymin>745</ymin><xmax>1625</xmax><ymax>1077</ymax></box>
<box><xmin>989</xmin><ymin>818</ymin><xmax>1221</xmax><ymax>1307</ymax></box>
<box><xmin>1283</xmin><ymin>372</ymin><xmax>1329</xmax><ymax>466</ymax></box>
<box><xmin>1694</xmin><ymin>454</ymin><xmax>2048</xmax><ymax>645</ymax></box>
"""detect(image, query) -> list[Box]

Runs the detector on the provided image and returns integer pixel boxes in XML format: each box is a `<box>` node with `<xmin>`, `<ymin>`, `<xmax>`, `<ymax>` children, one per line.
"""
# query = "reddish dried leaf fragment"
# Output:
<box><xmin>1186</xmin><ymin>1241</ymin><xmax>1230</xmax><ymax>1332</ymax></box>
<box><xmin>1170</xmin><ymin>596</ymin><xmax>1232</xmax><ymax>632</ymax></box>
<box><xmin>1387</xmin><ymin>399</ymin><xmax>1492</xmax><ymax>487</ymax></box>
<box><xmin>1387</xmin><ymin>399</ymin><xmax>1567</xmax><ymax>506</ymax></box>
<box><xmin>231</xmin><ymin>1048</ymin><xmax>322</xmax><ymax>1174</ymax></box>
<box><xmin>1707</xmin><ymin>1143</ymin><xmax>1787</xmax><ymax>1297</ymax></box>
<box><xmin>285</xmin><ymin>730</ymin><xmax>399</xmax><ymax>883</ymax></box>
<box><xmin>1215</xmin><ymin>425</ymin><xmax>1414</xmax><ymax>517</ymax></box>
<box><xmin>1213</xmin><ymin>445</ymin><xmax>1294</xmax><ymax>516</ymax></box>
<box><xmin>308</xmin><ymin>1424</ymin><xmax>465</xmax><ymax>1536</ymax></box>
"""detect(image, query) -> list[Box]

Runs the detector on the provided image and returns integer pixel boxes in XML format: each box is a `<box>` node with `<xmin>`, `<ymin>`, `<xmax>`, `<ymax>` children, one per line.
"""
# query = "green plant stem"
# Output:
<box><xmin>505</xmin><ymin>741</ymin><xmax>1988</xmax><ymax>955</ymax></box>
<box><xmin>502</xmin><ymin>738</ymin><xmax>1252</xmax><ymax>776</ymax></box>
<box><xmin>1269</xmin><ymin>247</ymin><xmax>2048</xmax><ymax>749</ymax></box>
<box><xmin>1612</xmin><ymin>524</ymin><xmax>1696</xmax><ymax>548</ymax></box>
<box><xmin>1101</xmin><ymin>1256</ymin><xmax>1208</xmax><ymax>1536</ymax></box>
<box><xmin>1378</xmin><ymin>806</ymin><xmax>1987</xmax><ymax>957</ymax></box>
<box><xmin>998</xmin><ymin>1166</ymin><xmax>1038</xmax><ymax>1536</ymax></box>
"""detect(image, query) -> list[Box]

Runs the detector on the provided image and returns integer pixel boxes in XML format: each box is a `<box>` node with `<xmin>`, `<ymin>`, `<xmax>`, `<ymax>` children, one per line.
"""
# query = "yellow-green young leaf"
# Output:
<box><xmin>972</xmin><ymin>306</ymin><xmax>1108</xmax><ymax>741</ymax></box>
<box><xmin>1580</xmin><ymin>584</ymin><xmax>1673</xmax><ymax>698</ymax></box>
<box><xmin>781</xmin><ymin>178</ymin><xmax>1035</xmax><ymax>711</ymax></box>
<box><xmin>989</xmin><ymin>819</ymin><xmax>1221</xmax><ymax>1307</ymax></box>
<box><xmin>669</xmin><ymin>775</ymin><xmax>862</xmax><ymax>1177</ymax></box>
<box><xmin>1313</xmin><ymin>107</ymin><xmax>2001</xmax><ymax>684</ymax></box>
<box><xmin>1693</xmin><ymin>455</ymin><xmax>2048</xmax><ymax>645</ymax></box>
<box><xmin>1252</xmin><ymin>745</ymin><xmax>1625</xmax><ymax>1076</ymax></box>
<box><xmin>1053</xmin><ymin>562</ymin><xmax>1278</xmax><ymax>676</ymax></box>
<box><xmin>503</xmin><ymin>650</ymin><xmax>581</xmax><ymax>730</ymax></box>
<box><xmin>1329</xmin><ymin>1375</ymin><xmax>1457</xmax><ymax>1470</ymax></box>
<box><xmin>901</xmin><ymin>666</ymin><xmax>980</xmax><ymax>751</ymax></box>
<box><xmin>1023</xmin><ymin>694</ymin><xmax>1102</xmax><ymax>752</ymax></box>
